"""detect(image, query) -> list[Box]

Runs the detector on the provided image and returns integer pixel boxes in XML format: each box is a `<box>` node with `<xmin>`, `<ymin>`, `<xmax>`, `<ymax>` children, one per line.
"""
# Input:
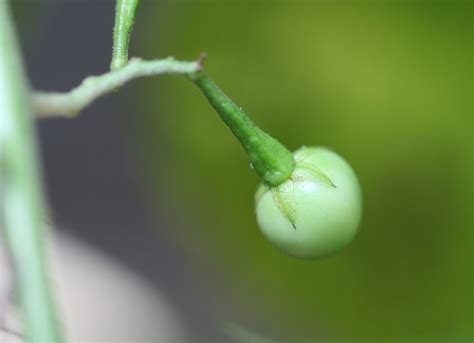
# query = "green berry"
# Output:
<box><xmin>190</xmin><ymin>72</ymin><xmax>362</xmax><ymax>259</ymax></box>
<box><xmin>255</xmin><ymin>147</ymin><xmax>362</xmax><ymax>259</ymax></box>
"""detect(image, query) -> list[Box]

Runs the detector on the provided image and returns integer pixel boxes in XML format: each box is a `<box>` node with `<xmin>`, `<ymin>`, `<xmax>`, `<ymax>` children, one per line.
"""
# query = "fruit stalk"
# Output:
<box><xmin>189</xmin><ymin>73</ymin><xmax>294</xmax><ymax>187</ymax></box>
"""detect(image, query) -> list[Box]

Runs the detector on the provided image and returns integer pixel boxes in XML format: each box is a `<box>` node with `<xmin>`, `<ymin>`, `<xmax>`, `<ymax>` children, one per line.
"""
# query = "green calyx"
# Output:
<box><xmin>189</xmin><ymin>73</ymin><xmax>294</xmax><ymax>187</ymax></box>
<box><xmin>255</xmin><ymin>148</ymin><xmax>337</xmax><ymax>229</ymax></box>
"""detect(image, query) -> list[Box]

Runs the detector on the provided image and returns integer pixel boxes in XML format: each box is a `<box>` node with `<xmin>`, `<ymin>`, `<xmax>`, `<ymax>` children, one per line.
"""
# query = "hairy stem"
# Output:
<box><xmin>0</xmin><ymin>1</ymin><xmax>62</xmax><ymax>342</ymax></box>
<box><xmin>111</xmin><ymin>0</ymin><xmax>140</xmax><ymax>70</ymax></box>
<box><xmin>189</xmin><ymin>73</ymin><xmax>294</xmax><ymax>186</ymax></box>
<box><xmin>33</xmin><ymin>57</ymin><xmax>201</xmax><ymax>118</ymax></box>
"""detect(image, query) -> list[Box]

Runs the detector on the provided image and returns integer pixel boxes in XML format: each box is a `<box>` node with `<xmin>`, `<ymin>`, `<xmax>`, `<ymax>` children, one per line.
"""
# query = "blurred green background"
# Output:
<box><xmin>128</xmin><ymin>2</ymin><xmax>472</xmax><ymax>342</ymax></box>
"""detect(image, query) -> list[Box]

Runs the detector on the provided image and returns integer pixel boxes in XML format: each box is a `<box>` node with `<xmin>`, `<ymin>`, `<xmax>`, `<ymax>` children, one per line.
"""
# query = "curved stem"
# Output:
<box><xmin>33</xmin><ymin>57</ymin><xmax>201</xmax><ymax>118</ymax></box>
<box><xmin>111</xmin><ymin>0</ymin><xmax>140</xmax><ymax>70</ymax></box>
<box><xmin>0</xmin><ymin>1</ymin><xmax>62</xmax><ymax>342</ymax></box>
<box><xmin>189</xmin><ymin>73</ymin><xmax>294</xmax><ymax>186</ymax></box>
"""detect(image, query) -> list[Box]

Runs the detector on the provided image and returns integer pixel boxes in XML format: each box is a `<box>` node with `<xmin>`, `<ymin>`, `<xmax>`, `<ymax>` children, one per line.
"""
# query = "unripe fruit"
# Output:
<box><xmin>191</xmin><ymin>72</ymin><xmax>363</xmax><ymax>259</ymax></box>
<box><xmin>255</xmin><ymin>146</ymin><xmax>362</xmax><ymax>259</ymax></box>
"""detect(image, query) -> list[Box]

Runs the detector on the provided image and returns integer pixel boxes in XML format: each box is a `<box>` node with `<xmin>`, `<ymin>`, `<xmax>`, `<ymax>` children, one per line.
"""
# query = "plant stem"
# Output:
<box><xmin>111</xmin><ymin>0</ymin><xmax>140</xmax><ymax>70</ymax></box>
<box><xmin>189</xmin><ymin>73</ymin><xmax>295</xmax><ymax>186</ymax></box>
<box><xmin>33</xmin><ymin>57</ymin><xmax>201</xmax><ymax>118</ymax></box>
<box><xmin>0</xmin><ymin>2</ymin><xmax>62</xmax><ymax>342</ymax></box>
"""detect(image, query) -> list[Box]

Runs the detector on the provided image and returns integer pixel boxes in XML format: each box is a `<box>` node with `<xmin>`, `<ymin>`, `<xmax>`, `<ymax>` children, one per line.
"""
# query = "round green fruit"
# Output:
<box><xmin>255</xmin><ymin>147</ymin><xmax>362</xmax><ymax>259</ymax></box>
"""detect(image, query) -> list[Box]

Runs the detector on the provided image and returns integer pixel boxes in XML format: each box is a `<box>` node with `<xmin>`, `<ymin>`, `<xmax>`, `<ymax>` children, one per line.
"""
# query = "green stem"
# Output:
<box><xmin>34</xmin><ymin>57</ymin><xmax>200</xmax><ymax>118</ymax></box>
<box><xmin>0</xmin><ymin>2</ymin><xmax>62</xmax><ymax>342</ymax></box>
<box><xmin>111</xmin><ymin>0</ymin><xmax>140</xmax><ymax>70</ymax></box>
<box><xmin>189</xmin><ymin>73</ymin><xmax>294</xmax><ymax>186</ymax></box>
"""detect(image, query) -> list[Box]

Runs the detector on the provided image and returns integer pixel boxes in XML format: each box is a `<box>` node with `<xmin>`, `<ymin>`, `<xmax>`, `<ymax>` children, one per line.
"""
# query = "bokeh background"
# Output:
<box><xmin>14</xmin><ymin>1</ymin><xmax>473</xmax><ymax>342</ymax></box>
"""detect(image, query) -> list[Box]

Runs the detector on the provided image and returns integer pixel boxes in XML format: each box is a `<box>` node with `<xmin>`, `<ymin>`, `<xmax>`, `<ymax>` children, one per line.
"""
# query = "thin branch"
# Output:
<box><xmin>111</xmin><ymin>0</ymin><xmax>140</xmax><ymax>70</ymax></box>
<box><xmin>32</xmin><ymin>57</ymin><xmax>202</xmax><ymax>118</ymax></box>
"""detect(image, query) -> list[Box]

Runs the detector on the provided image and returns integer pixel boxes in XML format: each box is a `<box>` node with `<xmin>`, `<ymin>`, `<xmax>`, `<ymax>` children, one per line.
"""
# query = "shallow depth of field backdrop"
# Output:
<box><xmin>18</xmin><ymin>1</ymin><xmax>473</xmax><ymax>342</ymax></box>
<box><xmin>132</xmin><ymin>2</ymin><xmax>472</xmax><ymax>341</ymax></box>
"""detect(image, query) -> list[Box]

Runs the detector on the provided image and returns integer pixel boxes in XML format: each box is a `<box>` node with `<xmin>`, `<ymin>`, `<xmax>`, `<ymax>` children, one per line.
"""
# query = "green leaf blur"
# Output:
<box><xmin>130</xmin><ymin>2</ymin><xmax>473</xmax><ymax>342</ymax></box>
